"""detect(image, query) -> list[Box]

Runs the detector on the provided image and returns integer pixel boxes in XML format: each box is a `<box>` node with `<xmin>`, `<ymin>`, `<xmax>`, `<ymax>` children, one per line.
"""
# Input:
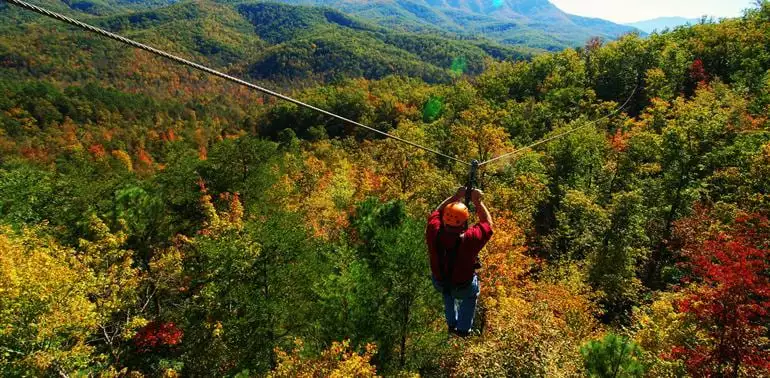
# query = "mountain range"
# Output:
<box><xmin>4</xmin><ymin>0</ymin><xmax>642</xmax><ymax>51</ymax></box>
<box><xmin>266</xmin><ymin>0</ymin><xmax>642</xmax><ymax>50</ymax></box>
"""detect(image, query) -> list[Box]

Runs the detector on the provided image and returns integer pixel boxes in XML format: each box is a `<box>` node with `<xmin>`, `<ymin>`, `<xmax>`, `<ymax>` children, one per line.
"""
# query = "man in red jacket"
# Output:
<box><xmin>426</xmin><ymin>187</ymin><xmax>493</xmax><ymax>337</ymax></box>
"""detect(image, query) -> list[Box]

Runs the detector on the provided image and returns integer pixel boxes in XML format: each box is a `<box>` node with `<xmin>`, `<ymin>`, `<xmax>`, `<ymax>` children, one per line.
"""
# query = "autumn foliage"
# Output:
<box><xmin>1</xmin><ymin>2</ymin><xmax>770</xmax><ymax>376</ymax></box>
<box><xmin>673</xmin><ymin>214</ymin><xmax>770</xmax><ymax>376</ymax></box>
<box><xmin>134</xmin><ymin>322</ymin><xmax>184</xmax><ymax>353</ymax></box>
<box><xmin>270</xmin><ymin>340</ymin><xmax>378</xmax><ymax>378</ymax></box>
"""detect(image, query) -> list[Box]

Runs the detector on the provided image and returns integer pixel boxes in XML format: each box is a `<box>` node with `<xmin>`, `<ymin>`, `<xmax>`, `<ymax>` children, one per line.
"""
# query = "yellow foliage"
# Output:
<box><xmin>631</xmin><ymin>292</ymin><xmax>694</xmax><ymax>377</ymax></box>
<box><xmin>452</xmin><ymin>105</ymin><xmax>512</xmax><ymax>163</ymax></box>
<box><xmin>197</xmin><ymin>184</ymin><xmax>245</xmax><ymax>235</ymax></box>
<box><xmin>0</xmin><ymin>227</ymin><xmax>98</xmax><ymax>374</ymax></box>
<box><xmin>270</xmin><ymin>339</ymin><xmax>379</xmax><ymax>378</ymax></box>
<box><xmin>78</xmin><ymin>215</ymin><xmax>141</xmax><ymax>322</ymax></box>
<box><xmin>148</xmin><ymin>244</ymin><xmax>185</xmax><ymax>295</ymax></box>
<box><xmin>111</xmin><ymin>149</ymin><xmax>134</xmax><ymax>172</ymax></box>
<box><xmin>491</xmin><ymin>172</ymin><xmax>549</xmax><ymax>229</ymax></box>
<box><xmin>274</xmin><ymin>141</ymin><xmax>356</xmax><ymax>239</ymax></box>
<box><xmin>367</xmin><ymin>120</ymin><xmax>457</xmax><ymax>215</ymax></box>
<box><xmin>453</xmin><ymin>279</ymin><xmax>600</xmax><ymax>377</ymax></box>
<box><xmin>751</xmin><ymin>142</ymin><xmax>770</xmax><ymax>181</ymax></box>
<box><xmin>637</xmin><ymin>97</ymin><xmax>671</xmax><ymax>132</ymax></box>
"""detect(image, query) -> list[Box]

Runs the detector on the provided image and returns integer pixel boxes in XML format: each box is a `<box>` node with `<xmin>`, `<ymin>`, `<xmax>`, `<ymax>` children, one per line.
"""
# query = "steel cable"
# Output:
<box><xmin>478</xmin><ymin>86</ymin><xmax>637</xmax><ymax>167</ymax></box>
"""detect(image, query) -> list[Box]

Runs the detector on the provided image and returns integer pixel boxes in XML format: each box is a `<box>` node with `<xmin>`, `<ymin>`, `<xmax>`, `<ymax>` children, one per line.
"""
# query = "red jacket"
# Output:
<box><xmin>426</xmin><ymin>210</ymin><xmax>493</xmax><ymax>285</ymax></box>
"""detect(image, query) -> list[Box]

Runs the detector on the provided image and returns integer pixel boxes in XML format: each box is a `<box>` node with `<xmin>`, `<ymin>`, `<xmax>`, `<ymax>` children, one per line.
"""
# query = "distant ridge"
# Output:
<box><xmin>271</xmin><ymin>0</ymin><xmax>642</xmax><ymax>51</ymax></box>
<box><xmin>3</xmin><ymin>0</ymin><xmax>642</xmax><ymax>51</ymax></box>
<box><xmin>626</xmin><ymin>16</ymin><xmax>700</xmax><ymax>33</ymax></box>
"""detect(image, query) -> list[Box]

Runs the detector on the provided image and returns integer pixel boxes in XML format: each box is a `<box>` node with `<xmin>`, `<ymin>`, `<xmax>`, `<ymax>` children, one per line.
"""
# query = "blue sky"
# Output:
<box><xmin>549</xmin><ymin>0</ymin><xmax>757</xmax><ymax>24</ymax></box>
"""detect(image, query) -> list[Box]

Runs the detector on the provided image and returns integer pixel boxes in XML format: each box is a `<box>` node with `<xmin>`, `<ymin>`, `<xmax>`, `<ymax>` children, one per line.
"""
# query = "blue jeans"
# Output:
<box><xmin>432</xmin><ymin>274</ymin><xmax>479</xmax><ymax>333</ymax></box>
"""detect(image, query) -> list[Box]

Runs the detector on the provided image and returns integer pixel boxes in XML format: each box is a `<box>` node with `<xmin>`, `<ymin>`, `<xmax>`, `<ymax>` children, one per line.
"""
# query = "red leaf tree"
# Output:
<box><xmin>133</xmin><ymin>321</ymin><xmax>183</xmax><ymax>353</ymax></box>
<box><xmin>685</xmin><ymin>58</ymin><xmax>711</xmax><ymax>96</ymax></box>
<box><xmin>689</xmin><ymin>58</ymin><xmax>710</xmax><ymax>86</ymax></box>
<box><xmin>673</xmin><ymin>214</ymin><xmax>770</xmax><ymax>376</ymax></box>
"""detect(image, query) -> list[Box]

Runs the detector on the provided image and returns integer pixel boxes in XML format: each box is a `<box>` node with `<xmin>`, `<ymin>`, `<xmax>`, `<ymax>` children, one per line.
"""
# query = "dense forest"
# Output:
<box><xmin>1</xmin><ymin>0</ymin><xmax>770</xmax><ymax>377</ymax></box>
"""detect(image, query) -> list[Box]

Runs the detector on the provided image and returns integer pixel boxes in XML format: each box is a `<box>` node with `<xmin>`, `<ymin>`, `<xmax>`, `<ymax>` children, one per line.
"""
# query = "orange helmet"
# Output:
<box><xmin>443</xmin><ymin>202</ymin><xmax>469</xmax><ymax>228</ymax></box>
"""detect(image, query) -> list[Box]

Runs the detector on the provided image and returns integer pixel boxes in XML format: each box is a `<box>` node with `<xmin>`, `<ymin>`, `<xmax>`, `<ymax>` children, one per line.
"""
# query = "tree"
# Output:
<box><xmin>545</xmin><ymin>190</ymin><xmax>609</xmax><ymax>262</ymax></box>
<box><xmin>672</xmin><ymin>213</ymin><xmax>770</xmax><ymax>377</ymax></box>
<box><xmin>631</xmin><ymin>292</ymin><xmax>693</xmax><ymax>377</ymax></box>
<box><xmin>581</xmin><ymin>333</ymin><xmax>646</xmax><ymax>378</ymax></box>
<box><xmin>588</xmin><ymin>191</ymin><xmax>648</xmax><ymax>320</ymax></box>
<box><xmin>645</xmin><ymin>84</ymin><xmax>747</xmax><ymax>288</ymax></box>
<box><xmin>315</xmin><ymin>199</ymin><xmax>440</xmax><ymax>373</ymax></box>
<box><xmin>180</xmin><ymin>188</ymin><xmax>323</xmax><ymax>375</ymax></box>
<box><xmin>453</xmin><ymin>280</ymin><xmax>601</xmax><ymax>377</ymax></box>
<box><xmin>449</xmin><ymin>102</ymin><xmax>511</xmax><ymax>163</ymax></box>
<box><xmin>0</xmin><ymin>228</ymin><xmax>97</xmax><ymax>376</ymax></box>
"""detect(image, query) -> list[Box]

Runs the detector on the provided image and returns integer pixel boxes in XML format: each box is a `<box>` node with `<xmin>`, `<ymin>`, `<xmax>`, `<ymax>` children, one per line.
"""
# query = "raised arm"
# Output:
<box><xmin>435</xmin><ymin>187</ymin><xmax>466</xmax><ymax>213</ymax></box>
<box><xmin>472</xmin><ymin>189</ymin><xmax>493</xmax><ymax>227</ymax></box>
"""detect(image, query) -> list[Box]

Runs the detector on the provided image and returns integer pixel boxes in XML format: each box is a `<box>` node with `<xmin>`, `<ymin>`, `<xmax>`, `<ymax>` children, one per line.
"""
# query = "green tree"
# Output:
<box><xmin>581</xmin><ymin>333</ymin><xmax>646</xmax><ymax>378</ymax></box>
<box><xmin>645</xmin><ymin>84</ymin><xmax>746</xmax><ymax>287</ymax></box>
<box><xmin>588</xmin><ymin>191</ymin><xmax>648</xmax><ymax>320</ymax></box>
<box><xmin>180</xmin><ymin>190</ymin><xmax>323</xmax><ymax>375</ymax></box>
<box><xmin>315</xmin><ymin>199</ymin><xmax>442</xmax><ymax>373</ymax></box>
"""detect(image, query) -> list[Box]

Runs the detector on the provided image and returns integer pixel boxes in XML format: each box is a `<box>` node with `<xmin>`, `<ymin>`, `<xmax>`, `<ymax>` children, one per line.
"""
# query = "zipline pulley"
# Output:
<box><xmin>464</xmin><ymin>160</ymin><xmax>479</xmax><ymax>207</ymax></box>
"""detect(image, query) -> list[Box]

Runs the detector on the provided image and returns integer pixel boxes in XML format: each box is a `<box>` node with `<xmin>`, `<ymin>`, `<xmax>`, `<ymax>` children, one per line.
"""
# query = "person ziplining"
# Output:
<box><xmin>426</xmin><ymin>187</ymin><xmax>493</xmax><ymax>337</ymax></box>
<box><xmin>5</xmin><ymin>0</ymin><xmax>633</xmax><ymax>337</ymax></box>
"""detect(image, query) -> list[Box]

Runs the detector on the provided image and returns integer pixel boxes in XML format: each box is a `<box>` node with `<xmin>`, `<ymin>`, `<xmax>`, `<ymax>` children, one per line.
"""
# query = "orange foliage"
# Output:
<box><xmin>59</xmin><ymin>118</ymin><xmax>80</xmax><ymax>150</ymax></box>
<box><xmin>88</xmin><ymin>144</ymin><xmax>106</xmax><ymax>159</ymax></box>
<box><xmin>101</xmin><ymin>128</ymin><xmax>115</xmax><ymax>142</ymax></box>
<box><xmin>197</xmin><ymin>184</ymin><xmax>244</xmax><ymax>235</ymax></box>
<box><xmin>195</xmin><ymin>127</ymin><xmax>208</xmax><ymax>160</ymax></box>
<box><xmin>609</xmin><ymin>128</ymin><xmax>630</xmax><ymax>152</ymax></box>
<box><xmin>21</xmin><ymin>146</ymin><xmax>48</xmax><ymax>162</ymax></box>
<box><xmin>136</xmin><ymin>147</ymin><xmax>154</xmax><ymax>173</ymax></box>
<box><xmin>479</xmin><ymin>211</ymin><xmax>530</xmax><ymax>292</ymax></box>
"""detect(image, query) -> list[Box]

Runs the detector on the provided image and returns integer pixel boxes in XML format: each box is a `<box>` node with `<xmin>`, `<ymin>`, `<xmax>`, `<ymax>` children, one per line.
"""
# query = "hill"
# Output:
<box><xmin>626</xmin><ymin>16</ymin><xmax>700</xmax><ymax>33</ymax></box>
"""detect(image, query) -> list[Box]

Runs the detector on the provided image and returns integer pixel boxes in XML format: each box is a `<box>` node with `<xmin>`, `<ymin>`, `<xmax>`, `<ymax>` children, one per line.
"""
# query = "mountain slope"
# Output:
<box><xmin>626</xmin><ymin>17</ymin><xmax>700</xmax><ymax>33</ymax></box>
<box><xmin>267</xmin><ymin>0</ymin><xmax>641</xmax><ymax>50</ymax></box>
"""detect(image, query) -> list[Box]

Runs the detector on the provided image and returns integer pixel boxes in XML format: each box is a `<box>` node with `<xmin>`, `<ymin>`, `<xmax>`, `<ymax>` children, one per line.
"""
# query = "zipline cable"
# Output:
<box><xmin>478</xmin><ymin>86</ymin><xmax>637</xmax><ymax>167</ymax></box>
<box><xmin>3</xmin><ymin>0</ymin><xmax>471</xmax><ymax>166</ymax></box>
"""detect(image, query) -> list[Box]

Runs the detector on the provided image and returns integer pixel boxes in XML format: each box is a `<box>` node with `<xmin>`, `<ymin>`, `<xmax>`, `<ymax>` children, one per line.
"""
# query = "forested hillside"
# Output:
<box><xmin>1</xmin><ymin>0</ymin><xmax>770</xmax><ymax>377</ymax></box>
<box><xmin>0</xmin><ymin>0</ymin><xmax>531</xmax><ymax>86</ymax></box>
